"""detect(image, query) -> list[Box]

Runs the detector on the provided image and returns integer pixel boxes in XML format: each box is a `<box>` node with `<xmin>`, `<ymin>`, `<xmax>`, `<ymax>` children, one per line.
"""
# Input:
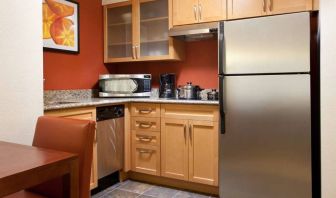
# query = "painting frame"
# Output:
<box><xmin>43</xmin><ymin>0</ymin><xmax>80</xmax><ymax>54</ymax></box>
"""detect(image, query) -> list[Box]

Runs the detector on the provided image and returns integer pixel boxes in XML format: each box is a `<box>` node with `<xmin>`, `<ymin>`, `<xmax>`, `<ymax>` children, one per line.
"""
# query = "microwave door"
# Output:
<box><xmin>99</xmin><ymin>75</ymin><xmax>151</xmax><ymax>98</ymax></box>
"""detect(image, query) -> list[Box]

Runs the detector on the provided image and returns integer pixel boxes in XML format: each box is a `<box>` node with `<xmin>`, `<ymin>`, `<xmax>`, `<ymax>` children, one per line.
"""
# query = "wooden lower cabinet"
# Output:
<box><xmin>132</xmin><ymin>143</ymin><xmax>160</xmax><ymax>176</ymax></box>
<box><xmin>130</xmin><ymin>103</ymin><xmax>219</xmax><ymax>187</ymax></box>
<box><xmin>189</xmin><ymin>121</ymin><xmax>218</xmax><ymax>186</ymax></box>
<box><xmin>160</xmin><ymin>116</ymin><xmax>219</xmax><ymax>186</ymax></box>
<box><xmin>44</xmin><ymin>107</ymin><xmax>98</xmax><ymax>190</ymax></box>
<box><xmin>161</xmin><ymin>118</ymin><xmax>189</xmax><ymax>181</ymax></box>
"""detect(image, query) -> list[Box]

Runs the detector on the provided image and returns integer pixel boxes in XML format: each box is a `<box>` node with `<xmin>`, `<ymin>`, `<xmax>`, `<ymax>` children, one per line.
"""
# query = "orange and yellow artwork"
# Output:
<box><xmin>43</xmin><ymin>0</ymin><xmax>79</xmax><ymax>53</ymax></box>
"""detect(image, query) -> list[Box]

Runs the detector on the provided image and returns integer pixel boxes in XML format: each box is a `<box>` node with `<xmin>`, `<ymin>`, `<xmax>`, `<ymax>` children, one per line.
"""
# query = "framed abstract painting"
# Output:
<box><xmin>43</xmin><ymin>0</ymin><xmax>79</xmax><ymax>53</ymax></box>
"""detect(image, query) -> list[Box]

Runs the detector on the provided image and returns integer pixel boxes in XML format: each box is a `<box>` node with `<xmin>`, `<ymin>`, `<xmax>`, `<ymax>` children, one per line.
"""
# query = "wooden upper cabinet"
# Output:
<box><xmin>267</xmin><ymin>0</ymin><xmax>313</xmax><ymax>15</ymax></box>
<box><xmin>313</xmin><ymin>0</ymin><xmax>319</xmax><ymax>10</ymax></box>
<box><xmin>172</xmin><ymin>0</ymin><xmax>198</xmax><ymax>26</ymax></box>
<box><xmin>198</xmin><ymin>0</ymin><xmax>226</xmax><ymax>23</ymax></box>
<box><xmin>172</xmin><ymin>0</ymin><xmax>226</xmax><ymax>26</ymax></box>
<box><xmin>228</xmin><ymin>0</ymin><xmax>314</xmax><ymax>20</ymax></box>
<box><xmin>227</xmin><ymin>0</ymin><xmax>266</xmax><ymax>19</ymax></box>
<box><xmin>104</xmin><ymin>2</ymin><xmax>133</xmax><ymax>62</ymax></box>
<box><xmin>104</xmin><ymin>0</ymin><xmax>184</xmax><ymax>63</ymax></box>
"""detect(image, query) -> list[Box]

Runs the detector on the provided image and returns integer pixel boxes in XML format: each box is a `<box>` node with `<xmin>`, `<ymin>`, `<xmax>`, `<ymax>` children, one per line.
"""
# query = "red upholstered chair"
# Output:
<box><xmin>5</xmin><ymin>116</ymin><xmax>96</xmax><ymax>198</ymax></box>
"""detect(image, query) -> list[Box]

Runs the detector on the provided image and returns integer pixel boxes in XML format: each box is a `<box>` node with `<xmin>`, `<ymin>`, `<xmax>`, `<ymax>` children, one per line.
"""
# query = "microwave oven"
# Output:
<box><xmin>99</xmin><ymin>74</ymin><xmax>151</xmax><ymax>98</ymax></box>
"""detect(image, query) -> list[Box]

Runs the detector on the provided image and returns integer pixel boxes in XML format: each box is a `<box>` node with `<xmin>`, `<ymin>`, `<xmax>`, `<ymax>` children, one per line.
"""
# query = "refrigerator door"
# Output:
<box><xmin>219</xmin><ymin>12</ymin><xmax>310</xmax><ymax>75</ymax></box>
<box><xmin>220</xmin><ymin>74</ymin><xmax>311</xmax><ymax>198</ymax></box>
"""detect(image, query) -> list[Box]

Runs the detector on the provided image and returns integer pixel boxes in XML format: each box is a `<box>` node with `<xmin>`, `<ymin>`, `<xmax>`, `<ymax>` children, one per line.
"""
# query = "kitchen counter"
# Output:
<box><xmin>44</xmin><ymin>97</ymin><xmax>219</xmax><ymax>111</ymax></box>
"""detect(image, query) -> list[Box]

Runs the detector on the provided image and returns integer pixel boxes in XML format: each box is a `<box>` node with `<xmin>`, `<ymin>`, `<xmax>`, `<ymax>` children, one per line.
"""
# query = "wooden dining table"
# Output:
<box><xmin>0</xmin><ymin>141</ymin><xmax>79</xmax><ymax>197</ymax></box>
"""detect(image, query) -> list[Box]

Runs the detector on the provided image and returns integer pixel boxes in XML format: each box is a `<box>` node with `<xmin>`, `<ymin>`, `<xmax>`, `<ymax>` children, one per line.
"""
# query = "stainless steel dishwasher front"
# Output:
<box><xmin>96</xmin><ymin>105</ymin><xmax>124</xmax><ymax>179</ymax></box>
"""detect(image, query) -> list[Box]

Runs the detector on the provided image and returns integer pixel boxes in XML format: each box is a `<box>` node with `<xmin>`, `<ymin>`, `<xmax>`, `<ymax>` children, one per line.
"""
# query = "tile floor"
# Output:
<box><xmin>92</xmin><ymin>180</ymin><xmax>217</xmax><ymax>198</ymax></box>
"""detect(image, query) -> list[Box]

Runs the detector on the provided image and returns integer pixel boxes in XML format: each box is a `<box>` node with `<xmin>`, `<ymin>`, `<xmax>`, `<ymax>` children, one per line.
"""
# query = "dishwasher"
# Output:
<box><xmin>96</xmin><ymin>105</ymin><xmax>124</xmax><ymax>183</ymax></box>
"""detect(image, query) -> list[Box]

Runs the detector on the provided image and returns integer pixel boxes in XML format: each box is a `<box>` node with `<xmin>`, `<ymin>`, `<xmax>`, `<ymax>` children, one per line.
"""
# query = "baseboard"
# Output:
<box><xmin>128</xmin><ymin>171</ymin><xmax>219</xmax><ymax>195</ymax></box>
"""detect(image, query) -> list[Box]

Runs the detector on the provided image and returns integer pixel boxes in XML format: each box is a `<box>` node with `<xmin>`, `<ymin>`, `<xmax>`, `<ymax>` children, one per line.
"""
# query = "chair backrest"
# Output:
<box><xmin>30</xmin><ymin>116</ymin><xmax>95</xmax><ymax>198</ymax></box>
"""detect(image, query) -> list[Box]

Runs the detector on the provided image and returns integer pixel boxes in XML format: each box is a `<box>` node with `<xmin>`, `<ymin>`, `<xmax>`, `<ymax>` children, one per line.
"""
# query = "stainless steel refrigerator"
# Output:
<box><xmin>218</xmin><ymin>12</ymin><xmax>319</xmax><ymax>198</ymax></box>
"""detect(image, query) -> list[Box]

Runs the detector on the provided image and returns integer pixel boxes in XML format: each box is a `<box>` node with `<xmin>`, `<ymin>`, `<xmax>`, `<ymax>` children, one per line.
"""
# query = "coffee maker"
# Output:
<box><xmin>159</xmin><ymin>73</ymin><xmax>176</xmax><ymax>98</ymax></box>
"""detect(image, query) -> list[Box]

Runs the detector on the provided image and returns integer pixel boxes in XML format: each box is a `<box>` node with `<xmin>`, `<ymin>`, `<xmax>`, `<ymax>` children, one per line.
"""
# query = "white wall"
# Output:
<box><xmin>0</xmin><ymin>0</ymin><xmax>43</xmax><ymax>145</ymax></box>
<box><xmin>320</xmin><ymin>0</ymin><xmax>336</xmax><ymax>197</ymax></box>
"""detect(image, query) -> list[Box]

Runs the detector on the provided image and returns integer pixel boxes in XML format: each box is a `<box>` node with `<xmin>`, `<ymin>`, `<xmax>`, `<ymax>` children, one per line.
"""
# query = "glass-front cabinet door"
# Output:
<box><xmin>139</xmin><ymin>0</ymin><xmax>169</xmax><ymax>59</ymax></box>
<box><xmin>104</xmin><ymin>2</ymin><xmax>134</xmax><ymax>62</ymax></box>
<box><xmin>104</xmin><ymin>0</ymin><xmax>184</xmax><ymax>63</ymax></box>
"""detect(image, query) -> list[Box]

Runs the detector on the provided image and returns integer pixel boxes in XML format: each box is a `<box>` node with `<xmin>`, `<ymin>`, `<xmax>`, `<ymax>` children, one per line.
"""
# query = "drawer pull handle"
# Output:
<box><xmin>138</xmin><ymin>136</ymin><xmax>153</xmax><ymax>142</ymax></box>
<box><xmin>138</xmin><ymin>149</ymin><xmax>154</xmax><ymax>154</ymax></box>
<box><xmin>139</xmin><ymin>109</ymin><xmax>152</xmax><ymax>114</ymax></box>
<box><xmin>139</xmin><ymin>122</ymin><xmax>153</xmax><ymax>128</ymax></box>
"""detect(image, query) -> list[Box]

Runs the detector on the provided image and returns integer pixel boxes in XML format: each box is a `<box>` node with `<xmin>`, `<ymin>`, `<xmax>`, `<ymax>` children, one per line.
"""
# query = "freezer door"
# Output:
<box><xmin>220</xmin><ymin>12</ymin><xmax>310</xmax><ymax>74</ymax></box>
<box><xmin>220</xmin><ymin>75</ymin><xmax>311</xmax><ymax>198</ymax></box>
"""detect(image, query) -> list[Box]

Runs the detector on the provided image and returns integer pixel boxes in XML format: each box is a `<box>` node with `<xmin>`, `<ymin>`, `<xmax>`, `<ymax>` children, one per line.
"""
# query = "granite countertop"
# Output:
<box><xmin>44</xmin><ymin>97</ymin><xmax>219</xmax><ymax>111</ymax></box>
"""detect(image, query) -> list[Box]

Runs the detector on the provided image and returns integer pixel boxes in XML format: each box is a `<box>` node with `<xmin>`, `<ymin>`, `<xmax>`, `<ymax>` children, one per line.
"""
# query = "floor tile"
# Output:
<box><xmin>91</xmin><ymin>182</ymin><xmax>122</xmax><ymax>198</ymax></box>
<box><xmin>137</xmin><ymin>195</ymin><xmax>156</xmax><ymax>198</ymax></box>
<box><xmin>174</xmin><ymin>191</ymin><xmax>210</xmax><ymax>198</ymax></box>
<box><xmin>118</xmin><ymin>180</ymin><xmax>153</xmax><ymax>194</ymax></box>
<box><xmin>143</xmin><ymin>186</ymin><xmax>179</xmax><ymax>198</ymax></box>
<box><xmin>104</xmin><ymin>189</ymin><xmax>140</xmax><ymax>198</ymax></box>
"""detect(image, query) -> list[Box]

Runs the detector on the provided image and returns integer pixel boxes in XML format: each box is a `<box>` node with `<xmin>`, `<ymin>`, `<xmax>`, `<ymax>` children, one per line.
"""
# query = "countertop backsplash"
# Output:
<box><xmin>44</xmin><ymin>89</ymin><xmax>98</xmax><ymax>104</ymax></box>
<box><xmin>44</xmin><ymin>89</ymin><xmax>219</xmax><ymax>111</ymax></box>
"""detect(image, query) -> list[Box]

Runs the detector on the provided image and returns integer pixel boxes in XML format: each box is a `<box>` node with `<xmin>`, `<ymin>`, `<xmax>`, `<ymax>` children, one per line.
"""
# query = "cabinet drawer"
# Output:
<box><xmin>161</xmin><ymin>104</ymin><xmax>219</xmax><ymax>121</ymax></box>
<box><xmin>132</xmin><ymin>131</ymin><xmax>160</xmax><ymax>146</ymax></box>
<box><xmin>131</xmin><ymin>103</ymin><xmax>160</xmax><ymax>117</ymax></box>
<box><xmin>132</xmin><ymin>117</ymin><xmax>160</xmax><ymax>132</ymax></box>
<box><xmin>132</xmin><ymin>144</ymin><xmax>160</xmax><ymax>176</ymax></box>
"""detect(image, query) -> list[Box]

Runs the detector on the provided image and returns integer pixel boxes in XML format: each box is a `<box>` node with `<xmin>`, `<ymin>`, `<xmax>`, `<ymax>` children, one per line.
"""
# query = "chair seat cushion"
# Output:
<box><xmin>4</xmin><ymin>190</ymin><xmax>47</xmax><ymax>198</ymax></box>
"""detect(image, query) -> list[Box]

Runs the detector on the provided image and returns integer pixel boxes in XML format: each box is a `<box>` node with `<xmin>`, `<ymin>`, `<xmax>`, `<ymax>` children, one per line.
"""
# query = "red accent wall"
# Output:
<box><xmin>43</xmin><ymin>0</ymin><xmax>111</xmax><ymax>90</ymax></box>
<box><xmin>111</xmin><ymin>39</ymin><xmax>218</xmax><ymax>89</ymax></box>
<box><xmin>43</xmin><ymin>0</ymin><xmax>218</xmax><ymax>90</ymax></box>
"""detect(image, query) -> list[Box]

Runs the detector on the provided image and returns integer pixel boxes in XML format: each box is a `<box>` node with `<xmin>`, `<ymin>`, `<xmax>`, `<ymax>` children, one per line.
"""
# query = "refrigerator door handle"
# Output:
<box><xmin>218</xmin><ymin>22</ymin><xmax>225</xmax><ymax>75</ymax></box>
<box><xmin>219</xmin><ymin>75</ymin><xmax>225</xmax><ymax>134</ymax></box>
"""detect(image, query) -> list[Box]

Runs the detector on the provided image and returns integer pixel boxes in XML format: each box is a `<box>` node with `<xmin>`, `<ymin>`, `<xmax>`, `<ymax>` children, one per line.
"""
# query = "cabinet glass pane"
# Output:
<box><xmin>140</xmin><ymin>0</ymin><xmax>169</xmax><ymax>57</ymax></box>
<box><xmin>107</xmin><ymin>5</ymin><xmax>132</xmax><ymax>59</ymax></box>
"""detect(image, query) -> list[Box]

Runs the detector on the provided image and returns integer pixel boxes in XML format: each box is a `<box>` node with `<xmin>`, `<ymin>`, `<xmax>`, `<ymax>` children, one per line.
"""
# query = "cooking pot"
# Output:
<box><xmin>178</xmin><ymin>82</ymin><xmax>201</xmax><ymax>100</ymax></box>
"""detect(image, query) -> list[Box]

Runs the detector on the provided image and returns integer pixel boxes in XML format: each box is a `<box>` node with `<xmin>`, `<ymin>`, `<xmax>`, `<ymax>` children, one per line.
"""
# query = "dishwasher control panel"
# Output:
<box><xmin>96</xmin><ymin>105</ymin><xmax>124</xmax><ymax>121</ymax></box>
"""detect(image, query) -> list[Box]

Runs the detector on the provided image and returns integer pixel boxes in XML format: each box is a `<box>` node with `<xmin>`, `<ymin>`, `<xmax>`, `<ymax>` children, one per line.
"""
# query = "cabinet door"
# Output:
<box><xmin>189</xmin><ymin>121</ymin><xmax>218</xmax><ymax>186</ymax></box>
<box><xmin>172</xmin><ymin>0</ymin><xmax>199</xmax><ymax>26</ymax></box>
<box><xmin>268</xmin><ymin>0</ymin><xmax>312</xmax><ymax>15</ymax></box>
<box><xmin>132</xmin><ymin>143</ymin><xmax>160</xmax><ymax>176</ymax></box>
<box><xmin>313</xmin><ymin>0</ymin><xmax>319</xmax><ymax>10</ymax></box>
<box><xmin>198</xmin><ymin>0</ymin><xmax>226</xmax><ymax>23</ymax></box>
<box><xmin>161</xmin><ymin>118</ymin><xmax>189</xmax><ymax>181</ymax></box>
<box><xmin>104</xmin><ymin>2</ymin><xmax>134</xmax><ymax>62</ymax></box>
<box><xmin>228</xmin><ymin>0</ymin><xmax>266</xmax><ymax>19</ymax></box>
<box><xmin>139</xmin><ymin>0</ymin><xmax>169</xmax><ymax>59</ymax></box>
